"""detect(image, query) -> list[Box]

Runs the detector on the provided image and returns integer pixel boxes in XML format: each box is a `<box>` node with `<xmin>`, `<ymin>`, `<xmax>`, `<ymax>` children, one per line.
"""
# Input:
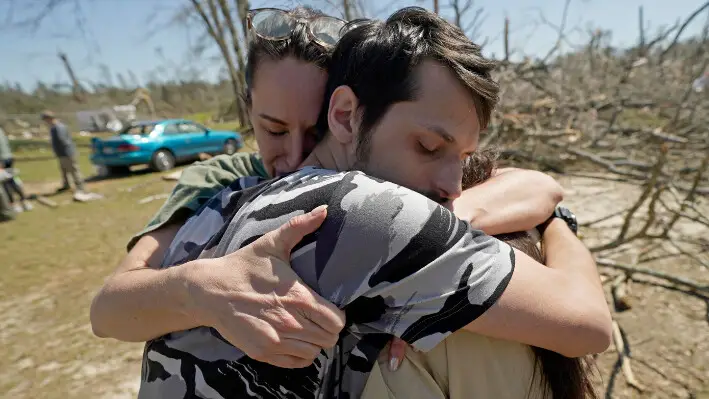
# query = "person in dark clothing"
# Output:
<box><xmin>41</xmin><ymin>111</ymin><xmax>85</xmax><ymax>193</ymax></box>
<box><xmin>0</xmin><ymin>126</ymin><xmax>32</xmax><ymax>212</ymax></box>
<box><xmin>0</xmin><ymin>175</ymin><xmax>16</xmax><ymax>222</ymax></box>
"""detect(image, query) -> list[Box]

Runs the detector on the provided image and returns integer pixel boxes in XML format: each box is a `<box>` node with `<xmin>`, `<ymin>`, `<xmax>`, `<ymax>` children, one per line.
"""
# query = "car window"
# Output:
<box><xmin>179</xmin><ymin>122</ymin><xmax>206</xmax><ymax>134</ymax></box>
<box><xmin>162</xmin><ymin>123</ymin><xmax>181</xmax><ymax>135</ymax></box>
<box><xmin>121</xmin><ymin>124</ymin><xmax>156</xmax><ymax>135</ymax></box>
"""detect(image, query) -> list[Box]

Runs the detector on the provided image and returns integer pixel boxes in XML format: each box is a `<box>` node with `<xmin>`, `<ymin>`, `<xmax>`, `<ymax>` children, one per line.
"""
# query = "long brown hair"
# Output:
<box><xmin>463</xmin><ymin>150</ymin><xmax>598</xmax><ymax>399</ymax></box>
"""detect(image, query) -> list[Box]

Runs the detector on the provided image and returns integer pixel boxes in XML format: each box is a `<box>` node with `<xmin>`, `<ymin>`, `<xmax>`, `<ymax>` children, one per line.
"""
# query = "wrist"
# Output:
<box><xmin>169</xmin><ymin>260</ymin><xmax>212</xmax><ymax>327</ymax></box>
<box><xmin>541</xmin><ymin>218</ymin><xmax>571</xmax><ymax>240</ymax></box>
<box><xmin>537</xmin><ymin>206</ymin><xmax>578</xmax><ymax>236</ymax></box>
<box><xmin>461</xmin><ymin>207</ymin><xmax>489</xmax><ymax>229</ymax></box>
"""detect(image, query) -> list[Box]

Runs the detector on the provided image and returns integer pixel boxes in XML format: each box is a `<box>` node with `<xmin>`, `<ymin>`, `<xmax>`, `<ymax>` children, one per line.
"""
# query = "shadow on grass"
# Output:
<box><xmin>84</xmin><ymin>167</ymin><xmax>155</xmax><ymax>183</ymax></box>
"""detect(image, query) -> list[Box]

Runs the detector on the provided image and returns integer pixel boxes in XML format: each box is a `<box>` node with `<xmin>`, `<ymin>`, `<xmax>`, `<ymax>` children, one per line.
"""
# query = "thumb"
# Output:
<box><xmin>267</xmin><ymin>205</ymin><xmax>328</xmax><ymax>255</ymax></box>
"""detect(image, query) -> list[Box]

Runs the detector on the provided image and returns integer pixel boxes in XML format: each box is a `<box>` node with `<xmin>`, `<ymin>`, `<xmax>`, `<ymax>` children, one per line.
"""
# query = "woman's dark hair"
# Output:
<box><xmin>243</xmin><ymin>6</ymin><xmax>334</xmax><ymax>106</ymax></box>
<box><xmin>463</xmin><ymin>150</ymin><xmax>599</xmax><ymax>399</ymax></box>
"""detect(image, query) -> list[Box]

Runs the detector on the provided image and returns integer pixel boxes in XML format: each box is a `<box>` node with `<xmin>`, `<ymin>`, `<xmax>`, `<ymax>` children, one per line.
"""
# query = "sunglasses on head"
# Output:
<box><xmin>247</xmin><ymin>8</ymin><xmax>370</xmax><ymax>48</ymax></box>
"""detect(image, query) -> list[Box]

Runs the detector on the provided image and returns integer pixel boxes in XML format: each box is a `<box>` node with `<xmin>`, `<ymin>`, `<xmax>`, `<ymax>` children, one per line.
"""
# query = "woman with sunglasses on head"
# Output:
<box><xmin>90</xmin><ymin>5</ymin><xmax>564</xmax><ymax>375</ymax></box>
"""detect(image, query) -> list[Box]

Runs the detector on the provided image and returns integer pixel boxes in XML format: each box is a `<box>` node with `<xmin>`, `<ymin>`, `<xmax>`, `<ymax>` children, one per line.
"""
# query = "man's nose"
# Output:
<box><xmin>436</xmin><ymin>167</ymin><xmax>463</xmax><ymax>201</ymax></box>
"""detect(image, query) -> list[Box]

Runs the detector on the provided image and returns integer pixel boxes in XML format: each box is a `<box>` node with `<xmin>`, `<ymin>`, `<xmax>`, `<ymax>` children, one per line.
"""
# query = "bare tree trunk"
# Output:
<box><xmin>190</xmin><ymin>0</ymin><xmax>248</xmax><ymax>126</ymax></box>
<box><xmin>58</xmin><ymin>51</ymin><xmax>85</xmax><ymax>102</ymax></box>
<box><xmin>217</xmin><ymin>0</ymin><xmax>249</xmax><ymax>123</ymax></box>
<box><xmin>638</xmin><ymin>6</ymin><xmax>646</xmax><ymax>56</ymax></box>
<box><xmin>452</xmin><ymin>0</ymin><xmax>462</xmax><ymax>28</ymax></box>
<box><xmin>433</xmin><ymin>0</ymin><xmax>439</xmax><ymax>14</ymax></box>
<box><xmin>448</xmin><ymin>0</ymin><xmax>486</xmax><ymax>41</ymax></box>
<box><xmin>235</xmin><ymin>0</ymin><xmax>250</xmax><ymax>42</ymax></box>
<box><xmin>504</xmin><ymin>16</ymin><xmax>510</xmax><ymax>63</ymax></box>
<box><xmin>218</xmin><ymin>0</ymin><xmax>246</xmax><ymax>82</ymax></box>
<box><xmin>342</xmin><ymin>0</ymin><xmax>352</xmax><ymax>20</ymax></box>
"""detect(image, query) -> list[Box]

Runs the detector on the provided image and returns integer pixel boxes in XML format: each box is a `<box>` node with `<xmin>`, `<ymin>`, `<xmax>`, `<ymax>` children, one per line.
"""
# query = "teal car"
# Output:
<box><xmin>90</xmin><ymin>119</ymin><xmax>243</xmax><ymax>174</ymax></box>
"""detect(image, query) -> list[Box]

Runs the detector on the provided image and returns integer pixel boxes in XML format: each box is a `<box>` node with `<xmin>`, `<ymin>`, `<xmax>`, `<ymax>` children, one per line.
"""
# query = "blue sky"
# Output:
<box><xmin>1</xmin><ymin>0</ymin><xmax>706</xmax><ymax>90</ymax></box>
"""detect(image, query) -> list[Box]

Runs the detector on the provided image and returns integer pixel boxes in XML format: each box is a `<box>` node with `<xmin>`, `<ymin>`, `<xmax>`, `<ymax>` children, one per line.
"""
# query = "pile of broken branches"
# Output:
<box><xmin>483</xmin><ymin>3</ymin><xmax>709</xmax><ymax>395</ymax></box>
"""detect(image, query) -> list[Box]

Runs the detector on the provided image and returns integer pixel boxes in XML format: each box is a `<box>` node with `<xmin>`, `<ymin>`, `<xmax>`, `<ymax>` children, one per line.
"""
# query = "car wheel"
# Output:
<box><xmin>151</xmin><ymin>149</ymin><xmax>175</xmax><ymax>172</ymax></box>
<box><xmin>223</xmin><ymin>139</ymin><xmax>238</xmax><ymax>155</ymax></box>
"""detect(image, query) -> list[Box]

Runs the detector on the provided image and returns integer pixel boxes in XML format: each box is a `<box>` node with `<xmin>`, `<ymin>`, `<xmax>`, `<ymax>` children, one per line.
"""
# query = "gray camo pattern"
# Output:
<box><xmin>138</xmin><ymin>167</ymin><xmax>515</xmax><ymax>398</ymax></box>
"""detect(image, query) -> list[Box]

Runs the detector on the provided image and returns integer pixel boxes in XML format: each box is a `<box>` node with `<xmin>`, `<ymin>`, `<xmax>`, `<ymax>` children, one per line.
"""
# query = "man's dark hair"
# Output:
<box><xmin>316</xmin><ymin>7</ymin><xmax>499</xmax><ymax>159</ymax></box>
<box><xmin>244</xmin><ymin>6</ymin><xmax>333</xmax><ymax>107</ymax></box>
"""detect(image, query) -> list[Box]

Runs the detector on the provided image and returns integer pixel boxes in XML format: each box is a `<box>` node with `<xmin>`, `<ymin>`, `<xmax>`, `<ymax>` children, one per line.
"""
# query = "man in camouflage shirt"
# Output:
<box><xmin>140</xmin><ymin>168</ymin><xmax>514</xmax><ymax>398</ymax></box>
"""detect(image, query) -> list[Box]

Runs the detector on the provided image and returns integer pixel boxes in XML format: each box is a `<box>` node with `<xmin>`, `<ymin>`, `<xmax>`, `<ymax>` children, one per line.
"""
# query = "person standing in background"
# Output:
<box><xmin>41</xmin><ymin>111</ymin><xmax>86</xmax><ymax>193</ymax></box>
<box><xmin>0</xmin><ymin>125</ymin><xmax>32</xmax><ymax>212</ymax></box>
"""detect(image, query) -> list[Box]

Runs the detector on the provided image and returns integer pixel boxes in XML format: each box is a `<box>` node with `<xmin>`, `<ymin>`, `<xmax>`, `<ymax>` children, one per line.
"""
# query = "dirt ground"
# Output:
<box><xmin>557</xmin><ymin>175</ymin><xmax>709</xmax><ymax>399</ymax></box>
<box><xmin>1</xmin><ymin>173</ymin><xmax>707</xmax><ymax>398</ymax></box>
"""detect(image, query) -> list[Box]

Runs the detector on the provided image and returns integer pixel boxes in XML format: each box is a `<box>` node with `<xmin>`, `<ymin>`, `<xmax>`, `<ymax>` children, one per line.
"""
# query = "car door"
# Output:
<box><xmin>196</xmin><ymin>123</ymin><xmax>223</xmax><ymax>153</ymax></box>
<box><xmin>161</xmin><ymin>122</ymin><xmax>194</xmax><ymax>159</ymax></box>
<box><xmin>181</xmin><ymin>122</ymin><xmax>220</xmax><ymax>153</ymax></box>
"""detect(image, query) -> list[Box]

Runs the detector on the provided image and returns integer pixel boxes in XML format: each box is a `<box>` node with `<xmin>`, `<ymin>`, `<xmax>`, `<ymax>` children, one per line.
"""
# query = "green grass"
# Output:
<box><xmin>0</xmin><ymin>144</ymin><xmax>183</xmax><ymax>398</ymax></box>
<box><xmin>0</xmin><ymin>164</ymin><xmax>175</xmax><ymax>397</ymax></box>
<box><xmin>10</xmin><ymin>134</ymin><xmax>95</xmax><ymax>153</ymax></box>
<box><xmin>1</xmin><ymin>131</ymin><xmax>260</xmax><ymax>398</ymax></box>
<box><xmin>12</xmin><ymin>148</ymin><xmax>96</xmax><ymax>184</ymax></box>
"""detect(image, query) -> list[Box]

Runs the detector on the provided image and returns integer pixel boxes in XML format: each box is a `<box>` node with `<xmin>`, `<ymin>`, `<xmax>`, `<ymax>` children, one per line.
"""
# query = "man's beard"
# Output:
<box><xmin>354</xmin><ymin>142</ymin><xmax>449</xmax><ymax>206</ymax></box>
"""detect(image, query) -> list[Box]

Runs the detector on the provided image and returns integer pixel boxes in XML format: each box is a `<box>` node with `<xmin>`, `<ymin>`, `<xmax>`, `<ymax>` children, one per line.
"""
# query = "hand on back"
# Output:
<box><xmin>185</xmin><ymin>205</ymin><xmax>346</xmax><ymax>368</ymax></box>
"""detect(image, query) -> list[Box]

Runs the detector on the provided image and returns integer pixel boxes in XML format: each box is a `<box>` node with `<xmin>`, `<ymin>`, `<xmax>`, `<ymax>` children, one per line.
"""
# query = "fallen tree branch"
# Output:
<box><xmin>591</xmin><ymin>144</ymin><xmax>668</xmax><ymax>251</ymax></box>
<box><xmin>611</xmin><ymin>320</ymin><xmax>646</xmax><ymax>392</ymax></box>
<box><xmin>662</xmin><ymin>152</ymin><xmax>709</xmax><ymax>235</ymax></box>
<box><xmin>596</xmin><ymin>258</ymin><xmax>709</xmax><ymax>293</ymax></box>
<box><xmin>550</xmin><ymin>142</ymin><xmax>649</xmax><ymax>179</ymax></box>
<box><xmin>580</xmin><ymin>206</ymin><xmax>633</xmax><ymax>227</ymax></box>
<box><xmin>612</xmin><ymin>274</ymin><xmax>632</xmax><ymax>311</ymax></box>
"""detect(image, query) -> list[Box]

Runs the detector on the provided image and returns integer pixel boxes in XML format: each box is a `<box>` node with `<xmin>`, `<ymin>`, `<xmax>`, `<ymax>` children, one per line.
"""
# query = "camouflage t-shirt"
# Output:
<box><xmin>139</xmin><ymin>167</ymin><xmax>516</xmax><ymax>399</ymax></box>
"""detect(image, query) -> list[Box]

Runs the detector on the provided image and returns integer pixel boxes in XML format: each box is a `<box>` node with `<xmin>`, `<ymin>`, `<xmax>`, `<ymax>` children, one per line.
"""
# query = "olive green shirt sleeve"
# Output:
<box><xmin>126</xmin><ymin>152</ymin><xmax>268</xmax><ymax>251</ymax></box>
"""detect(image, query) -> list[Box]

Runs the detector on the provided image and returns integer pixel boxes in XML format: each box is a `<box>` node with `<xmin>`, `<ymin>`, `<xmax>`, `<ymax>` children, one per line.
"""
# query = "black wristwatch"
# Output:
<box><xmin>537</xmin><ymin>206</ymin><xmax>578</xmax><ymax>236</ymax></box>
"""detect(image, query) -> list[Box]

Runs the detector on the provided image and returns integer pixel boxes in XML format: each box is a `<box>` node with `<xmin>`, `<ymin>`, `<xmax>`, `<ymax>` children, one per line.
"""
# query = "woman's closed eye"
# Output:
<box><xmin>267</xmin><ymin>129</ymin><xmax>288</xmax><ymax>136</ymax></box>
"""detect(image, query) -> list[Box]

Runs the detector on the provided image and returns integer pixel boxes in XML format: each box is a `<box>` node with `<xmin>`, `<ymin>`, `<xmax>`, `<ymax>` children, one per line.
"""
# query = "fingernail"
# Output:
<box><xmin>388</xmin><ymin>357</ymin><xmax>399</xmax><ymax>372</ymax></box>
<box><xmin>312</xmin><ymin>205</ymin><xmax>328</xmax><ymax>215</ymax></box>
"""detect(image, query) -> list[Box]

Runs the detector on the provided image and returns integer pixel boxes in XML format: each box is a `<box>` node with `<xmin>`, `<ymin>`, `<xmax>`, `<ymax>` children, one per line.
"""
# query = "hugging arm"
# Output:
<box><xmin>93</xmin><ymin>155</ymin><xmax>267</xmax><ymax>341</ymax></box>
<box><xmin>316</xmin><ymin>172</ymin><xmax>610</xmax><ymax>357</ymax></box>
<box><xmin>453</xmin><ymin>167</ymin><xmax>564</xmax><ymax>235</ymax></box>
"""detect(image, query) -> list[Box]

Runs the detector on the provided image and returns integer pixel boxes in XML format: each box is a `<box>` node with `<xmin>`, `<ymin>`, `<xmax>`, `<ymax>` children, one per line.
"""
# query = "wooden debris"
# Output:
<box><xmin>73</xmin><ymin>192</ymin><xmax>104</xmax><ymax>202</ymax></box>
<box><xmin>612</xmin><ymin>274</ymin><xmax>632</xmax><ymax>311</ymax></box>
<box><xmin>597</xmin><ymin>258</ymin><xmax>709</xmax><ymax>293</ymax></box>
<box><xmin>138</xmin><ymin>193</ymin><xmax>169</xmax><ymax>205</ymax></box>
<box><xmin>162</xmin><ymin>171</ymin><xmax>183</xmax><ymax>181</ymax></box>
<box><xmin>611</xmin><ymin>320</ymin><xmax>646</xmax><ymax>392</ymax></box>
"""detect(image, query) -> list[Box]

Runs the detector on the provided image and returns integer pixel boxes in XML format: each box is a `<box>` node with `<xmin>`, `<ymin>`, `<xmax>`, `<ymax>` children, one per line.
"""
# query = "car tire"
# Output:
<box><xmin>223</xmin><ymin>139</ymin><xmax>238</xmax><ymax>155</ymax></box>
<box><xmin>151</xmin><ymin>149</ymin><xmax>176</xmax><ymax>172</ymax></box>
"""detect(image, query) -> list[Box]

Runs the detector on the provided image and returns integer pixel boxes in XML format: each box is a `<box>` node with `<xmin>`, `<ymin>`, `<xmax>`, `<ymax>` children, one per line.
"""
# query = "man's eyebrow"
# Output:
<box><xmin>259</xmin><ymin>114</ymin><xmax>287</xmax><ymax>125</ymax></box>
<box><xmin>423</xmin><ymin>124</ymin><xmax>454</xmax><ymax>143</ymax></box>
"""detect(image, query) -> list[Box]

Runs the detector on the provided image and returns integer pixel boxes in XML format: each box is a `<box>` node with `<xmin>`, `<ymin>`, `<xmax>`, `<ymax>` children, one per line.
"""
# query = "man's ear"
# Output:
<box><xmin>327</xmin><ymin>85</ymin><xmax>359</xmax><ymax>144</ymax></box>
